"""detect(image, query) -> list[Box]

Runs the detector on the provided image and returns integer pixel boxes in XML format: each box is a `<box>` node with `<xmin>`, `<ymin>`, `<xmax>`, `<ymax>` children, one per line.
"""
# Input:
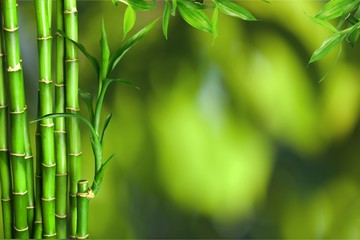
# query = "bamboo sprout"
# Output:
<box><xmin>64</xmin><ymin>0</ymin><xmax>81</xmax><ymax>237</ymax></box>
<box><xmin>0</xmin><ymin>5</ymin><xmax>13</xmax><ymax>238</ymax></box>
<box><xmin>55</xmin><ymin>0</ymin><xmax>68</xmax><ymax>238</ymax></box>
<box><xmin>34</xmin><ymin>0</ymin><xmax>56</xmax><ymax>237</ymax></box>
<box><xmin>76</xmin><ymin>180</ymin><xmax>89</xmax><ymax>239</ymax></box>
<box><xmin>2</xmin><ymin>0</ymin><xmax>29</xmax><ymax>238</ymax></box>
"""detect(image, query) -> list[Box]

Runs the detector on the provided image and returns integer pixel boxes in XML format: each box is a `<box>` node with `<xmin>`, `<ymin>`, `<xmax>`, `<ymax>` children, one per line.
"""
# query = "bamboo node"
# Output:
<box><xmin>43</xmin><ymin>233</ymin><xmax>57</xmax><ymax>237</ymax></box>
<box><xmin>0</xmin><ymin>104</ymin><xmax>8</xmax><ymax>109</ymax></box>
<box><xmin>70</xmin><ymin>235</ymin><xmax>76</xmax><ymax>239</ymax></box>
<box><xmin>69</xmin><ymin>152</ymin><xmax>82</xmax><ymax>157</ymax></box>
<box><xmin>76</xmin><ymin>234</ymin><xmax>89</xmax><ymax>239</ymax></box>
<box><xmin>54</xmin><ymin>83</ymin><xmax>65</xmax><ymax>87</ymax></box>
<box><xmin>25</xmin><ymin>155</ymin><xmax>33</xmax><ymax>160</ymax></box>
<box><xmin>66</xmin><ymin>106</ymin><xmax>80</xmax><ymax>112</ymax></box>
<box><xmin>40</xmin><ymin>122</ymin><xmax>55</xmax><ymax>127</ymax></box>
<box><xmin>42</xmin><ymin>162</ymin><xmax>56</xmax><ymax>168</ymax></box>
<box><xmin>10</xmin><ymin>105</ymin><xmax>27</xmax><ymax>114</ymax></box>
<box><xmin>55</xmin><ymin>172</ymin><xmax>68</xmax><ymax>176</ymax></box>
<box><xmin>64</xmin><ymin>7</ymin><xmax>78</xmax><ymax>14</ymax></box>
<box><xmin>34</xmin><ymin>221</ymin><xmax>43</xmax><ymax>224</ymax></box>
<box><xmin>41</xmin><ymin>197</ymin><xmax>56</xmax><ymax>201</ymax></box>
<box><xmin>77</xmin><ymin>188</ymin><xmax>94</xmax><ymax>200</ymax></box>
<box><xmin>69</xmin><ymin>194</ymin><xmax>77</xmax><ymax>198</ymax></box>
<box><xmin>10</xmin><ymin>152</ymin><xmax>26</xmax><ymax>157</ymax></box>
<box><xmin>7</xmin><ymin>63</ymin><xmax>21</xmax><ymax>72</ymax></box>
<box><xmin>37</xmin><ymin>36</ymin><xmax>52</xmax><ymax>40</ymax></box>
<box><xmin>65</xmin><ymin>58</ymin><xmax>79</xmax><ymax>63</ymax></box>
<box><xmin>27</xmin><ymin>205</ymin><xmax>35</xmax><ymax>209</ymax></box>
<box><xmin>55</xmin><ymin>214</ymin><xmax>67</xmax><ymax>219</ymax></box>
<box><xmin>0</xmin><ymin>52</ymin><xmax>5</xmax><ymax>57</ymax></box>
<box><xmin>14</xmin><ymin>226</ymin><xmax>29</xmax><ymax>232</ymax></box>
<box><xmin>39</xmin><ymin>79</ymin><xmax>53</xmax><ymax>84</ymax></box>
<box><xmin>3</xmin><ymin>26</ymin><xmax>18</xmax><ymax>32</ymax></box>
<box><xmin>1</xmin><ymin>198</ymin><xmax>11</xmax><ymax>202</ymax></box>
<box><xmin>13</xmin><ymin>190</ymin><xmax>27</xmax><ymax>196</ymax></box>
<box><xmin>54</xmin><ymin>130</ymin><xmax>67</xmax><ymax>133</ymax></box>
<box><xmin>0</xmin><ymin>148</ymin><xmax>9</xmax><ymax>152</ymax></box>
<box><xmin>35</xmin><ymin>174</ymin><xmax>42</xmax><ymax>178</ymax></box>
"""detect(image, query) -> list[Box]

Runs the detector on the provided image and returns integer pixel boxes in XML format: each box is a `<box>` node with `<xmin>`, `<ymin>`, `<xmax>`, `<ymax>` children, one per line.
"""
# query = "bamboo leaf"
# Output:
<box><xmin>178</xmin><ymin>2</ymin><xmax>212</xmax><ymax>33</ymax></box>
<box><xmin>171</xmin><ymin>0</ymin><xmax>177</xmax><ymax>16</ymax></box>
<box><xmin>79</xmin><ymin>89</ymin><xmax>94</xmax><ymax>122</ymax></box>
<box><xmin>215</xmin><ymin>0</ymin><xmax>256</xmax><ymax>21</ymax></box>
<box><xmin>100</xmin><ymin>113</ymin><xmax>112</xmax><ymax>144</ymax></box>
<box><xmin>123</xmin><ymin>5</ymin><xmax>136</xmax><ymax>39</ymax></box>
<box><xmin>100</xmin><ymin>19</ymin><xmax>110</xmax><ymax>80</ymax></box>
<box><xmin>127</xmin><ymin>0</ymin><xmax>154</xmax><ymax>11</ymax></box>
<box><xmin>57</xmin><ymin>30</ymin><xmax>100</xmax><ymax>75</ymax></box>
<box><xmin>212</xmin><ymin>6</ymin><xmax>219</xmax><ymax>43</ymax></box>
<box><xmin>339</xmin><ymin>0</ymin><xmax>360</xmax><ymax>26</ymax></box>
<box><xmin>315</xmin><ymin>0</ymin><xmax>350</xmax><ymax>20</ymax></box>
<box><xmin>178</xmin><ymin>0</ymin><xmax>214</xmax><ymax>10</ymax></box>
<box><xmin>309</xmin><ymin>31</ymin><xmax>346</xmax><ymax>63</ymax></box>
<box><xmin>92</xmin><ymin>154</ymin><xmax>115</xmax><ymax>195</ymax></box>
<box><xmin>108</xmin><ymin>19</ymin><xmax>158</xmax><ymax>74</ymax></box>
<box><xmin>162</xmin><ymin>0</ymin><xmax>171</xmax><ymax>39</ymax></box>
<box><xmin>347</xmin><ymin>27</ymin><xmax>360</xmax><ymax>46</ymax></box>
<box><xmin>310</xmin><ymin>16</ymin><xmax>338</xmax><ymax>33</ymax></box>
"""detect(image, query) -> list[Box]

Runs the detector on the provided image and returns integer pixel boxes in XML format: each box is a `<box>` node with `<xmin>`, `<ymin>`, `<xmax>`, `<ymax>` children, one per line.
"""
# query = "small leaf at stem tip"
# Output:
<box><xmin>309</xmin><ymin>31</ymin><xmax>345</xmax><ymax>63</ymax></box>
<box><xmin>212</xmin><ymin>6</ymin><xmax>219</xmax><ymax>45</ymax></box>
<box><xmin>216</xmin><ymin>0</ymin><xmax>257</xmax><ymax>21</ymax></box>
<box><xmin>79</xmin><ymin>89</ymin><xmax>94</xmax><ymax>122</ymax></box>
<box><xmin>100</xmin><ymin>113</ymin><xmax>113</xmax><ymax>144</ymax></box>
<box><xmin>123</xmin><ymin>5</ymin><xmax>136</xmax><ymax>40</ymax></box>
<box><xmin>177</xmin><ymin>2</ymin><xmax>212</xmax><ymax>33</ymax></box>
<box><xmin>92</xmin><ymin>154</ymin><xmax>114</xmax><ymax>195</ymax></box>
<box><xmin>163</xmin><ymin>0</ymin><xmax>171</xmax><ymax>39</ymax></box>
<box><xmin>100</xmin><ymin>18</ymin><xmax>110</xmax><ymax>80</ymax></box>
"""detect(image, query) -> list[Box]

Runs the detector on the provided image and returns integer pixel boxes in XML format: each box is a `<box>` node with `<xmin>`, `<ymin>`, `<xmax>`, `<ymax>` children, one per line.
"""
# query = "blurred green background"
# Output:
<box><xmin>2</xmin><ymin>0</ymin><xmax>360</xmax><ymax>238</ymax></box>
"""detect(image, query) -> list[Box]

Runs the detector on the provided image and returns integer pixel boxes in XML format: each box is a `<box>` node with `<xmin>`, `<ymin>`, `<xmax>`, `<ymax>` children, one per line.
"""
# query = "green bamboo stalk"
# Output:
<box><xmin>55</xmin><ymin>0</ymin><xmax>68</xmax><ymax>238</ymax></box>
<box><xmin>64</xmin><ymin>0</ymin><xmax>81</xmax><ymax>237</ymax></box>
<box><xmin>2</xmin><ymin>0</ymin><xmax>29</xmax><ymax>238</ymax></box>
<box><xmin>76</xmin><ymin>180</ymin><xmax>89</xmax><ymax>239</ymax></box>
<box><xmin>34</xmin><ymin>0</ymin><xmax>56</xmax><ymax>238</ymax></box>
<box><xmin>0</xmin><ymin>5</ymin><xmax>13</xmax><ymax>238</ymax></box>
<box><xmin>33</xmin><ymin>117</ymin><xmax>43</xmax><ymax>239</ymax></box>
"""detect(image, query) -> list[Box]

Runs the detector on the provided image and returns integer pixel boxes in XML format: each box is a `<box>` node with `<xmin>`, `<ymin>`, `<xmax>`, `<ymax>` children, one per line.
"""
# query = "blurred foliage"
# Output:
<box><xmin>1</xmin><ymin>0</ymin><xmax>360</xmax><ymax>238</ymax></box>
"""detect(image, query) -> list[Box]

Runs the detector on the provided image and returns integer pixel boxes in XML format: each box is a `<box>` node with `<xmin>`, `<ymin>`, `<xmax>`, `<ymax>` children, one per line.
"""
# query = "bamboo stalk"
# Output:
<box><xmin>64</xmin><ymin>0</ymin><xmax>81</xmax><ymax>237</ymax></box>
<box><xmin>34</xmin><ymin>0</ymin><xmax>56</xmax><ymax>238</ymax></box>
<box><xmin>76</xmin><ymin>180</ymin><xmax>89</xmax><ymax>239</ymax></box>
<box><xmin>0</xmin><ymin>4</ymin><xmax>13</xmax><ymax>238</ymax></box>
<box><xmin>2</xmin><ymin>0</ymin><xmax>29</xmax><ymax>238</ymax></box>
<box><xmin>55</xmin><ymin>0</ymin><xmax>68</xmax><ymax>238</ymax></box>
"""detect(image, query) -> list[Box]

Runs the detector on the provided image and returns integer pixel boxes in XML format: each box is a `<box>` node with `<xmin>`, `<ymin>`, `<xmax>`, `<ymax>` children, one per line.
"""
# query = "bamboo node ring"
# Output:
<box><xmin>1</xmin><ymin>198</ymin><xmax>11</xmax><ymax>202</ymax></box>
<box><xmin>41</xmin><ymin>197</ymin><xmax>56</xmax><ymax>201</ymax></box>
<box><xmin>55</xmin><ymin>214</ymin><xmax>67</xmax><ymax>219</ymax></box>
<box><xmin>34</xmin><ymin>221</ymin><xmax>43</xmax><ymax>224</ymax></box>
<box><xmin>54</xmin><ymin>130</ymin><xmax>67</xmax><ymax>134</ymax></box>
<box><xmin>3</xmin><ymin>26</ymin><xmax>18</xmax><ymax>32</ymax></box>
<box><xmin>25</xmin><ymin>155</ymin><xmax>33</xmax><ymax>160</ymax></box>
<box><xmin>43</xmin><ymin>233</ymin><xmax>57</xmax><ymax>237</ymax></box>
<box><xmin>55</xmin><ymin>172</ymin><xmax>68</xmax><ymax>176</ymax></box>
<box><xmin>40</xmin><ymin>122</ymin><xmax>55</xmax><ymax>127</ymax></box>
<box><xmin>7</xmin><ymin>63</ymin><xmax>21</xmax><ymax>72</ymax></box>
<box><xmin>0</xmin><ymin>104</ymin><xmax>8</xmax><ymax>109</ymax></box>
<box><xmin>0</xmin><ymin>52</ymin><xmax>5</xmax><ymax>57</ymax></box>
<box><xmin>39</xmin><ymin>79</ymin><xmax>53</xmax><ymax>84</ymax></box>
<box><xmin>13</xmin><ymin>190</ymin><xmax>28</xmax><ymax>196</ymax></box>
<box><xmin>64</xmin><ymin>7</ymin><xmax>78</xmax><ymax>14</ymax></box>
<box><xmin>76</xmin><ymin>234</ymin><xmax>89</xmax><ymax>239</ymax></box>
<box><xmin>0</xmin><ymin>148</ymin><xmax>9</xmax><ymax>152</ymax></box>
<box><xmin>70</xmin><ymin>235</ymin><xmax>76</xmax><ymax>239</ymax></box>
<box><xmin>27</xmin><ymin>205</ymin><xmax>35</xmax><ymax>209</ymax></box>
<box><xmin>37</xmin><ymin>36</ymin><xmax>52</xmax><ymax>40</ymax></box>
<box><xmin>65</xmin><ymin>58</ymin><xmax>79</xmax><ymax>63</ymax></box>
<box><xmin>10</xmin><ymin>152</ymin><xmax>26</xmax><ymax>157</ymax></box>
<box><xmin>69</xmin><ymin>152</ymin><xmax>82</xmax><ymax>157</ymax></box>
<box><xmin>66</xmin><ymin>106</ymin><xmax>80</xmax><ymax>112</ymax></box>
<box><xmin>14</xmin><ymin>226</ymin><xmax>29</xmax><ymax>232</ymax></box>
<box><xmin>69</xmin><ymin>194</ymin><xmax>77</xmax><ymax>198</ymax></box>
<box><xmin>10</xmin><ymin>105</ymin><xmax>27</xmax><ymax>114</ymax></box>
<box><xmin>42</xmin><ymin>162</ymin><xmax>56</xmax><ymax>168</ymax></box>
<box><xmin>54</xmin><ymin>83</ymin><xmax>65</xmax><ymax>87</ymax></box>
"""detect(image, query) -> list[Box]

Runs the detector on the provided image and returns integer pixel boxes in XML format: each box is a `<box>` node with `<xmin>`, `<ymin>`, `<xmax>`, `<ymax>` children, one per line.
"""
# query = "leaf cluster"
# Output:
<box><xmin>310</xmin><ymin>0</ymin><xmax>360</xmax><ymax>63</ymax></box>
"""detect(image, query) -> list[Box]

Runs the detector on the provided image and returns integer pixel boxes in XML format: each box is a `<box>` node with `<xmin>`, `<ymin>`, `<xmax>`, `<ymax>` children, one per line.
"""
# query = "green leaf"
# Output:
<box><xmin>315</xmin><ymin>0</ymin><xmax>350</xmax><ymax>20</ymax></box>
<box><xmin>178</xmin><ymin>2</ymin><xmax>212</xmax><ymax>33</ymax></box>
<box><xmin>309</xmin><ymin>31</ymin><xmax>346</xmax><ymax>63</ymax></box>
<box><xmin>310</xmin><ymin>16</ymin><xmax>338</xmax><ymax>33</ymax></box>
<box><xmin>163</xmin><ymin>0</ymin><xmax>171</xmax><ymax>39</ymax></box>
<box><xmin>215</xmin><ymin>0</ymin><xmax>256</xmax><ymax>21</ymax></box>
<box><xmin>79</xmin><ymin>89</ymin><xmax>94</xmax><ymax>122</ymax></box>
<box><xmin>92</xmin><ymin>154</ymin><xmax>115</xmax><ymax>195</ymax></box>
<box><xmin>212</xmin><ymin>6</ymin><xmax>219</xmax><ymax>43</ymax></box>
<box><xmin>57</xmin><ymin>30</ymin><xmax>100</xmax><ymax>75</ymax></box>
<box><xmin>178</xmin><ymin>0</ymin><xmax>214</xmax><ymax>10</ymax></box>
<box><xmin>339</xmin><ymin>0</ymin><xmax>360</xmax><ymax>26</ymax></box>
<box><xmin>171</xmin><ymin>0</ymin><xmax>177</xmax><ymax>16</ymax></box>
<box><xmin>123</xmin><ymin>5</ymin><xmax>136</xmax><ymax>39</ymax></box>
<box><xmin>100</xmin><ymin>113</ymin><xmax>112</xmax><ymax>144</ymax></box>
<box><xmin>108</xmin><ymin>19</ymin><xmax>158</xmax><ymax>74</ymax></box>
<box><xmin>127</xmin><ymin>0</ymin><xmax>154</xmax><ymax>11</ymax></box>
<box><xmin>100</xmin><ymin>19</ymin><xmax>110</xmax><ymax>80</ymax></box>
<box><xmin>112</xmin><ymin>0</ymin><xmax>118</xmax><ymax>6</ymax></box>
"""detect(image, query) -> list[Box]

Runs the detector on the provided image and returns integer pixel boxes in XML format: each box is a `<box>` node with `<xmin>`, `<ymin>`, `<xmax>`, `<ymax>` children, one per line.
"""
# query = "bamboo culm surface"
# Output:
<box><xmin>2</xmin><ymin>0</ymin><xmax>29</xmax><ymax>238</ymax></box>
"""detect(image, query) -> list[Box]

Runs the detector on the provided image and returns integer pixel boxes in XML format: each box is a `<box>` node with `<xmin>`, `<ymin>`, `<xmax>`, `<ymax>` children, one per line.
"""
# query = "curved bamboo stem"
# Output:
<box><xmin>34</xmin><ymin>0</ymin><xmax>56</xmax><ymax>238</ymax></box>
<box><xmin>64</xmin><ymin>0</ymin><xmax>81</xmax><ymax>237</ymax></box>
<box><xmin>2</xmin><ymin>0</ymin><xmax>29</xmax><ymax>238</ymax></box>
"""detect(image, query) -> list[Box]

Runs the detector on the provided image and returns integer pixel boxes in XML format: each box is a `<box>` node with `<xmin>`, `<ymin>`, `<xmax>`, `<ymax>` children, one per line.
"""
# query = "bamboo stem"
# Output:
<box><xmin>2</xmin><ymin>0</ymin><xmax>29</xmax><ymax>238</ymax></box>
<box><xmin>64</xmin><ymin>0</ymin><xmax>81</xmax><ymax>237</ymax></box>
<box><xmin>0</xmin><ymin>4</ymin><xmax>13</xmax><ymax>238</ymax></box>
<box><xmin>76</xmin><ymin>180</ymin><xmax>89</xmax><ymax>239</ymax></box>
<box><xmin>34</xmin><ymin>0</ymin><xmax>56</xmax><ymax>238</ymax></box>
<box><xmin>55</xmin><ymin>0</ymin><xmax>68</xmax><ymax>238</ymax></box>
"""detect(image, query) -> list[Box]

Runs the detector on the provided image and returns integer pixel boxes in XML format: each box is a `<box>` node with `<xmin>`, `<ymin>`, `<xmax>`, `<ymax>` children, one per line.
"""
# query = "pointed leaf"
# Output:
<box><xmin>216</xmin><ymin>0</ymin><xmax>256</xmax><ymax>21</ymax></box>
<box><xmin>178</xmin><ymin>2</ymin><xmax>212</xmax><ymax>33</ymax></box>
<box><xmin>339</xmin><ymin>0</ymin><xmax>360</xmax><ymax>26</ymax></box>
<box><xmin>163</xmin><ymin>0</ymin><xmax>171</xmax><ymax>39</ymax></box>
<box><xmin>100</xmin><ymin>113</ymin><xmax>112</xmax><ymax>144</ymax></box>
<box><xmin>212</xmin><ymin>6</ymin><xmax>219</xmax><ymax>43</ymax></box>
<box><xmin>123</xmin><ymin>5</ymin><xmax>136</xmax><ymax>39</ymax></box>
<box><xmin>171</xmin><ymin>0</ymin><xmax>177</xmax><ymax>16</ymax></box>
<box><xmin>309</xmin><ymin>31</ymin><xmax>346</xmax><ymax>63</ymax></box>
<box><xmin>100</xmin><ymin>19</ymin><xmax>110</xmax><ymax>80</ymax></box>
<box><xmin>311</xmin><ymin>16</ymin><xmax>338</xmax><ymax>33</ymax></box>
<box><xmin>79</xmin><ymin>89</ymin><xmax>94</xmax><ymax>122</ymax></box>
<box><xmin>108</xmin><ymin>19</ymin><xmax>158</xmax><ymax>74</ymax></box>
<box><xmin>315</xmin><ymin>0</ymin><xmax>349</xmax><ymax>20</ymax></box>
<box><xmin>57</xmin><ymin>30</ymin><xmax>100</xmax><ymax>75</ymax></box>
<box><xmin>127</xmin><ymin>0</ymin><xmax>154</xmax><ymax>11</ymax></box>
<box><xmin>92</xmin><ymin>154</ymin><xmax>115</xmax><ymax>195</ymax></box>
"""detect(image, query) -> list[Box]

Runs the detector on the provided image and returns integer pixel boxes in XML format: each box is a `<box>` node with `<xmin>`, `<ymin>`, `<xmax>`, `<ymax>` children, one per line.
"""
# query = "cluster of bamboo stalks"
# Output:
<box><xmin>0</xmin><ymin>0</ymin><xmax>88</xmax><ymax>238</ymax></box>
